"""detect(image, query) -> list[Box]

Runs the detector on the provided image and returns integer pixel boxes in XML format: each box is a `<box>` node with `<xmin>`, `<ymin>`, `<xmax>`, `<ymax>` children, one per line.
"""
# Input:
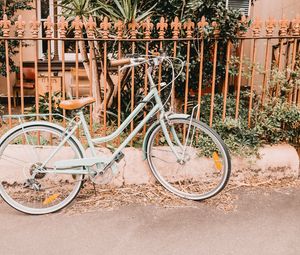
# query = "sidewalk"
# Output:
<box><xmin>0</xmin><ymin>186</ymin><xmax>300</xmax><ymax>255</ymax></box>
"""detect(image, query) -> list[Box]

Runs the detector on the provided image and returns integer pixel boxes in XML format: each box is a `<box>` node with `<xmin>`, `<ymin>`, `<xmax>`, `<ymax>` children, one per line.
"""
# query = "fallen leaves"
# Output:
<box><xmin>63</xmin><ymin>177</ymin><xmax>300</xmax><ymax>215</ymax></box>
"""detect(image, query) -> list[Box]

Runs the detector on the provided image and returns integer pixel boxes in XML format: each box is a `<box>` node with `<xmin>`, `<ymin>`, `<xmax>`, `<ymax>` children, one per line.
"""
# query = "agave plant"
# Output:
<box><xmin>60</xmin><ymin>0</ymin><xmax>156</xmax><ymax>23</ymax></box>
<box><xmin>59</xmin><ymin>0</ymin><xmax>99</xmax><ymax>19</ymax></box>
<box><xmin>95</xmin><ymin>0</ymin><xmax>156</xmax><ymax>23</ymax></box>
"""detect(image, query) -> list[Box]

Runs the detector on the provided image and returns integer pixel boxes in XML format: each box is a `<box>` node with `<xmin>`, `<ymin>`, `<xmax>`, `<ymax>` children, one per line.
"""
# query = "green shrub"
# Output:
<box><xmin>190</xmin><ymin>91</ymin><xmax>300</xmax><ymax>156</ymax></box>
<box><xmin>25</xmin><ymin>92</ymin><xmax>63</xmax><ymax>120</ymax></box>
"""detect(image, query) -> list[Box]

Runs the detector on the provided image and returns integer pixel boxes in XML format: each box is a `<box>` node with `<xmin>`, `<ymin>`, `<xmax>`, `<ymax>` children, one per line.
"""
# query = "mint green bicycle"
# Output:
<box><xmin>0</xmin><ymin>54</ymin><xmax>231</xmax><ymax>214</ymax></box>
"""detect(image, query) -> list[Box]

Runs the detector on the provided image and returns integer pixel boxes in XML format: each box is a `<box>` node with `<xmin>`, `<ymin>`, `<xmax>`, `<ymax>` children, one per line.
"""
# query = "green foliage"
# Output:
<box><xmin>267</xmin><ymin>59</ymin><xmax>300</xmax><ymax>95</ymax></box>
<box><xmin>188</xmin><ymin>91</ymin><xmax>300</xmax><ymax>156</ymax></box>
<box><xmin>253</xmin><ymin>98</ymin><xmax>300</xmax><ymax>144</ymax></box>
<box><xmin>94</xmin><ymin>0</ymin><xmax>156</xmax><ymax>23</ymax></box>
<box><xmin>185</xmin><ymin>0</ymin><xmax>249</xmax><ymax>37</ymax></box>
<box><xmin>0</xmin><ymin>0</ymin><xmax>33</xmax><ymax>76</ymax></box>
<box><xmin>60</xmin><ymin>0</ymin><xmax>155</xmax><ymax>24</ymax></box>
<box><xmin>189</xmin><ymin>52</ymin><xmax>300</xmax><ymax>157</ymax></box>
<box><xmin>58</xmin><ymin>0</ymin><xmax>99</xmax><ymax>28</ymax></box>
<box><xmin>144</xmin><ymin>0</ymin><xmax>187</xmax><ymax>21</ymax></box>
<box><xmin>26</xmin><ymin>92</ymin><xmax>63</xmax><ymax>120</ymax></box>
<box><xmin>141</xmin><ymin>0</ymin><xmax>249</xmax><ymax>97</ymax></box>
<box><xmin>229</xmin><ymin>55</ymin><xmax>264</xmax><ymax>80</ymax></box>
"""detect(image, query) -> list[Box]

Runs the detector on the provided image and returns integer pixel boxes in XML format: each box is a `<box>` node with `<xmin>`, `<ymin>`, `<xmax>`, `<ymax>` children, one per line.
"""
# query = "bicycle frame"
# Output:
<box><xmin>39</xmin><ymin>66</ymin><xmax>183</xmax><ymax>175</ymax></box>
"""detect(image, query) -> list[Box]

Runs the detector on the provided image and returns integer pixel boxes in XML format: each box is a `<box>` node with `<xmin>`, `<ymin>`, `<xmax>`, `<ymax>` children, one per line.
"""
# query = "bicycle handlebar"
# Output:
<box><xmin>109</xmin><ymin>53</ymin><xmax>166</xmax><ymax>69</ymax></box>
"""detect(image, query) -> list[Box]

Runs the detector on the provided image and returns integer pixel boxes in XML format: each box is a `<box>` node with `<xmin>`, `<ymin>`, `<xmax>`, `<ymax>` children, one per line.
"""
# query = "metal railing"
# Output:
<box><xmin>0</xmin><ymin>14</ymin><xmax>299</xmax><ymax>144</ymax></box>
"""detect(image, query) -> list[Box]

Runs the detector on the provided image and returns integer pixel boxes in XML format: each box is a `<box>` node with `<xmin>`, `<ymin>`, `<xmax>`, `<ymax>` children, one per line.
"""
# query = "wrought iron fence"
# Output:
<box><xmin>0</xmin><ymin>14</ymin><xmax>299</xmax><ymax>145</ymax></box>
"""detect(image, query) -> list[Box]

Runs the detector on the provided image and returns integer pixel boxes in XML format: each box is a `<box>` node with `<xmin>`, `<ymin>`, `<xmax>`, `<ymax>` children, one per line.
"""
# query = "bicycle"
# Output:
<box><xmin>0</xmin><ymin>54</ymin><xmax>231</xmax><ymax>214</ymax></box>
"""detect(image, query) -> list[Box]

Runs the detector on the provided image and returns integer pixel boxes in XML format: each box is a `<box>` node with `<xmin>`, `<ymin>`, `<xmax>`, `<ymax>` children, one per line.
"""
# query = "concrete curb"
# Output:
<box><xmin>230</xmin><ymin>144</ymin><xmax>299</xmax><ymax>183</ymax></box>
<box><xmin>1</xmin><ymin>144</ymin><xmax>298</xmax><ymax>186</ymax></box>
<box><xmin>92</xmin><ymin>144</ymin><xmax>300</xmax><ymax>186</ymax></box>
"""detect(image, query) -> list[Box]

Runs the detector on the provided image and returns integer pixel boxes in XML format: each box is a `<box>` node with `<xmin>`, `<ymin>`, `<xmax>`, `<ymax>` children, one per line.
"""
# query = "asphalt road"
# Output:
<box><xmin>0</xmin><ymin>187</ymin><xmax>300</xmax><ymax>255</ymax></box>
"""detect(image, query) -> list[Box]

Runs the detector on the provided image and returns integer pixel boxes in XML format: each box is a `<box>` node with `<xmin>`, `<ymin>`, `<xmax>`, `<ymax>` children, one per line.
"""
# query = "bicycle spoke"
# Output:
<box><xmin>0</xmin><ymin>124</ymin><xmax>84</xmax><ymax>214</ymax></box>
<box><xmin>147</xmin><ymin>118</ymin><xmax>230</xmax><ymax>200</ymax></box>
<box><xmin>23</xmin><ymin>132</ymin><xmax>41</xmax><ymax>163</ymax></box>
<box><xmin>1</xmin><ymin>154</ymin><xmax>30</xmax><ymax>166</ymax></box>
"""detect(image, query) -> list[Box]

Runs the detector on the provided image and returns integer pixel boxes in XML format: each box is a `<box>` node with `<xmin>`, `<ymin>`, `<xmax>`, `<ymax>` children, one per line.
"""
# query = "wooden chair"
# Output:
<box><xmin>13</xmin><ymin>68</ymin><xmax>35</xmax><ymax>107</ymax></box>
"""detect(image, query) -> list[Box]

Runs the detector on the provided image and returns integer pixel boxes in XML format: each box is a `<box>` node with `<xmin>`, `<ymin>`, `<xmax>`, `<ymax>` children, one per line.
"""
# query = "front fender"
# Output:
<box><xmin>142</xmin><ymin>113</ymin><xmax>190</xmax><ymax>160</ymax></box>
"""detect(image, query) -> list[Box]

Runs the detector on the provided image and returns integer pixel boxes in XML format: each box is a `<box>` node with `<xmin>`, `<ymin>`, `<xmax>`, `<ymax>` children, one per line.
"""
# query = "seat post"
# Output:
<box><xmin>77</xmin><ymin>110</ymin><xmax>97</xmax><ymax>156</ymax></box>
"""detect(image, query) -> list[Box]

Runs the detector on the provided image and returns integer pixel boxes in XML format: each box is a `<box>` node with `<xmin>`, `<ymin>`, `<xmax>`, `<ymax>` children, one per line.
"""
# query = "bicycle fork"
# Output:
<box><xmin>159</xmin><ymin>110</ymin><xmax>199</xmax><ymax>164</ymax></box>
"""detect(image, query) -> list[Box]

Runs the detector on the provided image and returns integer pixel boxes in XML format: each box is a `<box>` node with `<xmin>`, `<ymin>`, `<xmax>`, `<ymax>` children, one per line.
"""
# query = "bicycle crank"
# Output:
<box><xmin>89</xmin><ymin>160</ymin><xmax>119</xmax><ymax>185</ymax></box>
<box><xmin>90</xmin><ymin>167</ymin><xmax>114</xmax><ymax>185</ymax></box>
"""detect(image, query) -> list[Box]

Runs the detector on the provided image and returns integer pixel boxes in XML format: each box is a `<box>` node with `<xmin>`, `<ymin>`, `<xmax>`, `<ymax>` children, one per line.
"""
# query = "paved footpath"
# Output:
<box><xmin>0</xmin><ymin>187</ymin><xmax>300</xmax><ymax>255</ymax></box>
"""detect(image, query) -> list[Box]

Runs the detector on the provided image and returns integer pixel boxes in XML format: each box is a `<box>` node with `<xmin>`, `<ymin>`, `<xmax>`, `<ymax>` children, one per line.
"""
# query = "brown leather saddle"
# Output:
<box><xmin>59</xmin><ymin>97</ymin><xmax>96</xmax><ymax>110</ymax></box>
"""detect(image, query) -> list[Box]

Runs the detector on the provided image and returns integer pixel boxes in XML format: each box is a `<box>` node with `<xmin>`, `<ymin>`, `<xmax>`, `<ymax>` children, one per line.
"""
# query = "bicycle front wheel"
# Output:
<box><xmin>146</xmin><ymin>118</ymin><xmax>231</xmax><ymax>200</ymax></box>
<box><xmin>0</xmin><ymin>123</ymin><xmax>84</xmax><ymax>214</ymax></box>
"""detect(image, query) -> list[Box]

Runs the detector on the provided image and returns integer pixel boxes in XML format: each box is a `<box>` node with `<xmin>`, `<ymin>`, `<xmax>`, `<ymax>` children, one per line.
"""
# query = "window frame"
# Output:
<box><xmin>37</xmin><ymin>0</ymin><xmax>76</xmax><ymax>61</ymax></box>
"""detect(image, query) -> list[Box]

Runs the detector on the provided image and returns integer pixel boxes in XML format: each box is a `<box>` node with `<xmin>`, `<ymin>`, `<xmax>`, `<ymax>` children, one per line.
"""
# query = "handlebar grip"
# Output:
<box><xmin>110</xmin><ymin>58</ymin><xmax>131</xmax><ymax>67</ymax></box>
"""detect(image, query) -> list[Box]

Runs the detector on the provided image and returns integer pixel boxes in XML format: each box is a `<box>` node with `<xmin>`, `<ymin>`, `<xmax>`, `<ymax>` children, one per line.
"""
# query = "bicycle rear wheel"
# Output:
<box><xmin>146</xmin><ymin>118</ymin><xmax>231</xmax><ymax>200</ymax></box>
<box><xmin>0</xmin><ymin>123</ymin><xmax>84</xmax><ymax>214</ymax></box>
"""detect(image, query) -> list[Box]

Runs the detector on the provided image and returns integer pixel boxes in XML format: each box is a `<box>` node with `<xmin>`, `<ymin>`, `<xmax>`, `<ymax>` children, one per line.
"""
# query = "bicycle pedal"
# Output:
<box><xmin>115</xmin><ymin>152</ymin><xmax>124</xmax><ymax>163</ymax></box>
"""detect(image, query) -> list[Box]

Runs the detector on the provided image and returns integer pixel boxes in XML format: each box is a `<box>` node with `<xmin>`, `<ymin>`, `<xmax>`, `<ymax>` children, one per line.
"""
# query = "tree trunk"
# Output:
<box><xmin>105</xmin><ymin>68</ymin><xmax>117</xmax><ymax>108</ymax></box>
<box><xmin>78</xmin><ymin>40</ymin><xmax>102</xmax><ymax>121</ymax></box>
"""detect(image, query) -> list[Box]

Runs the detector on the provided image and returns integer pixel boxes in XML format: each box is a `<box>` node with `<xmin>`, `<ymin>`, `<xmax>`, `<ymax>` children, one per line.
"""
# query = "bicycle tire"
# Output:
<box><xmin>146</xmin><ymin>117</ymin><xmax>231</xmax><ymax>200</ymax></box>
<box><xmin>0</xmin><ymin>122</ymin><xmax>84</xmax><ymax>214</ymax></box>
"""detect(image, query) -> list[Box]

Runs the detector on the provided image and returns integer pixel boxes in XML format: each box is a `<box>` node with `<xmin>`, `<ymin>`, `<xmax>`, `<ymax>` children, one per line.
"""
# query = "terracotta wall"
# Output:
<box><xmin>244</xmin><ymin>0</ymin><xmax>300</xmax><ymax>92</ymax></box>
<box><xmin>251</xmin><ymin>0</ymin><xmax>300</xmax><ymax>20</ymax></box>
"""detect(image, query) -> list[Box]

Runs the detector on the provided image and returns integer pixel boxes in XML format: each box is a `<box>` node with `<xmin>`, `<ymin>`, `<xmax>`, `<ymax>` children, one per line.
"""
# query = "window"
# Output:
<box><xmin>37</xmin><ymin>0</ymin><xmax>54</xmax><ymax>59</ymax></box>
<box><xmin>226</xmin><ymin>0</ymin><xmax>252</xmax><ymax>16</ymax></box>
<box><xmin>37</xmin><ymin>0</ymin><xmax>76</xmax><ymax>61</ymax></box>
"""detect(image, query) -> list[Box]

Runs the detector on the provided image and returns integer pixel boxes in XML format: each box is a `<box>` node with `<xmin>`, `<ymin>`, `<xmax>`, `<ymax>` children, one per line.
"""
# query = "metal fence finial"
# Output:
<box><xmin>171</xmin><ymin>16</ymin><xmax>181</xmax><ymax>39</ymax></box>
<box><xmin>142</xmin><ymin>17</ymin><xmax>153</xmax><ymax>40</ymax></box>
<box><xmin>115</xmin><ymin>20</ymin><xmax>124</xmax><ymax>39</ymax></box>
<box><xmin>29</xmin><ymin>18</ymin><xmax>40</xmax><ymax>38</ymax></box>
<box><xmin>15</xmin><ymin>15</ymin><xmax>25</xmax><ymax>38</ymax></box>
<box><xmin>251</xmin><ymin>17</ymin><xmax>262</xmax><ymax>37</ymax></box>
<box><xmin>279</xmin><ymin>16</ymin><xmax>289</xmax><ymax>36</ymax></box>
<box><xmin>58</xmin><ymin>16</ymin><xmax>68</xmax><ymax>39</ymax></box>
<box><xmin>197</xmin><ymin>16</ymin><xmax>208</xmax><ymax>36</ymax></box>
<box><xmin>265</xmin><ymin>17</ymin><xmax>276</xmax><ymax>37</ymax></box>
<box><xmin>72</xmin><ymin>16</ymin><xmax>83</xmax><ymax>38</ymax></box>
<box><xmin>44</xmin><ymin>16</ymin><xmax>53</xmax><ymax>38</ymax></box>
<box><xmin>183</xmin><ymin>18</ymin><xmax>194</xmax><ymax>38</ymax></box>
<box><xmin>291</xmin><ymin>16</ymin><xmax>300</xmax><ymax>36</ymax></box>
<box><xmin>85</xmin><ymin>16</ymin><xmax>96</xmax><ymax>39</ymax></box>
<box><xmin>100</xmin><ymin>17</ymin><xmax>111</xmax><ymax>39</ymax></box>
<box><xmin>157</xmin><ymin>17</ymin><xmax>168</xmax><ymax>39</ymax></box>
<box><xmin>128</xmin><ymin>19</ymin><xmax>139</xmax><ymax>39</ymax></box>
<box><xmin>211</xmin><ymin>21</ymin><xmax>220</xmax><ymax>38</ymax></box>
<box><xmin>0</xmin><ymin>14</ymin><xmax>11</xmax><ymax>37</ymax></box>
